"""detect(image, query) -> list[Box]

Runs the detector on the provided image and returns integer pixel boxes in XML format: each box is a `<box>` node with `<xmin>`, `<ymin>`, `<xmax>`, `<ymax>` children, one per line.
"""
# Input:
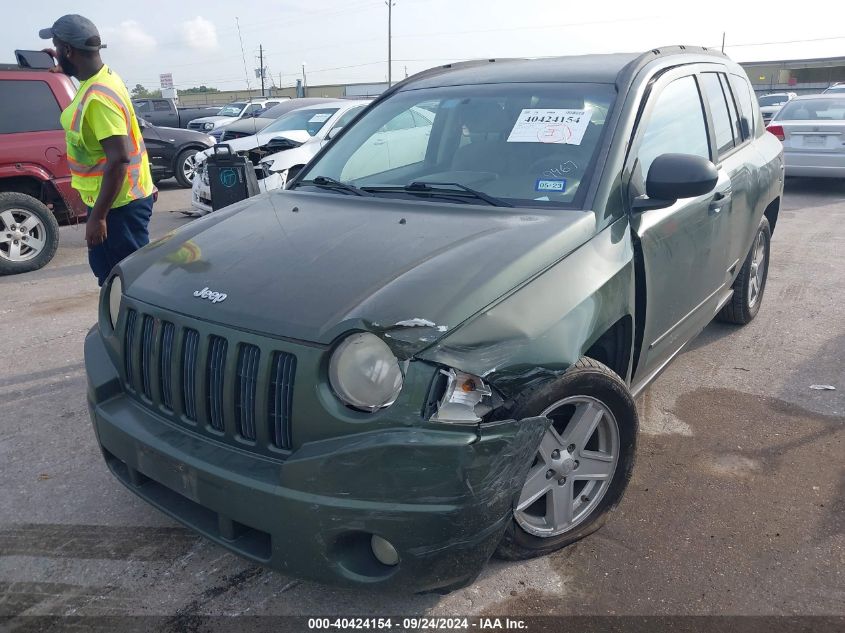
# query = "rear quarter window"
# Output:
<box><xmin>0</xmin><ymin>79</ymin><xmax>62</xmax><ymax>134</ymax></box>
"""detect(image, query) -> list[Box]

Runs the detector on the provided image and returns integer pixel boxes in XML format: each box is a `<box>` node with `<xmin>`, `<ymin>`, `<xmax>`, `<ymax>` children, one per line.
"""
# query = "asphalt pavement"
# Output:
<box><xmin>0</xmin><ymin>178</ymin><xmax>842</xmax><ymax>623</ymax></box>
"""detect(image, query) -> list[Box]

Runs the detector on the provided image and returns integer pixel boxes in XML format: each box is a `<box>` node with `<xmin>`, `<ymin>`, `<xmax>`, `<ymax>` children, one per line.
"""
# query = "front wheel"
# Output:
<box><xmin>175</xmin><ymin>148</ymin><xmax>201</xmax><ymax>188</ymax></box>
<box><xmin>495</xmin><ymin>357</ymin><xmax>637</xmax><ymax>561</ymax></box>
<box><xmin>0</xmin><ymin>192</ymin><xmax>60</xmax><ymax>275</ymax></box>
<box><xmin>716</xmin><ymin>216</ymin><xmax>771</xmax><ymax>325</ymax></box>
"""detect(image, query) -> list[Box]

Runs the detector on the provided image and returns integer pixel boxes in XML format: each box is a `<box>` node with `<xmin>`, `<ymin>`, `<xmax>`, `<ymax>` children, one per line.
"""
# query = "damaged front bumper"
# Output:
<box><xmin>85</xmin><ymin>330</ymin><xmax>548</xmax><ymax>592</ymax></box>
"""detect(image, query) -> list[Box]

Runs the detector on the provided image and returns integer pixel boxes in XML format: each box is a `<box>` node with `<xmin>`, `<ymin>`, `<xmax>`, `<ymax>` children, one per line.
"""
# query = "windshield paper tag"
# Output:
<box><xmin>309</xmin><ymin>113</ymin><xmax>331</xmax><ymax>123</ymax></box>
<box><xmin>535</xmin><ymin>178</ymin><xmax>567</xmax><ymax>192</ymax></box>
<box><xmin>507</xmin><ymin>108</ymin><xmax>592</xmax><ymax>145</ymax></box>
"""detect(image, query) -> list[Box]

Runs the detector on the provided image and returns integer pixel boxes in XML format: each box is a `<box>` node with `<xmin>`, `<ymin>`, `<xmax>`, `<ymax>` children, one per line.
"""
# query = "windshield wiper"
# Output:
<box><xmin>363</xmin><ymin>181</ymin><xmax>512</xmax><ymax>207</ymax></box>
<box><xmin>295</xmin><ymin>175</ymin><xmax>370</xmax><ymax>196</ymax></box>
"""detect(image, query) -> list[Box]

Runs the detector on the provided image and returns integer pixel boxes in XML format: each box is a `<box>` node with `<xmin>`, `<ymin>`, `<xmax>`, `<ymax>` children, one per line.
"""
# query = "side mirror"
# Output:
<box><xmin>634</xmin><ymin>153</ymin><xmax>718</xmax><ymax>211</ymax></box>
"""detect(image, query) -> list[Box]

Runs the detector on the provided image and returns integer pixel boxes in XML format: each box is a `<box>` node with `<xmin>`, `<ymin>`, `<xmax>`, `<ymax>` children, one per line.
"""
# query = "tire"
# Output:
<box><xmin>0</xmin><ymin>192</ymin><xmax>59</xmax><ymax>275</ymax></box>
<box><xmin>716</xmin><ymin>216</ymin><xmax>771</xmax><ymax>325</ymax></box>
<box><xmin>174</xmin><ymin>148</ymin><xmax>200</xmax><ymax>188</ymax></box>
<box><xmin>495</xmin><ymin>357</ymin><xmax>637</xmax><ymax>561</ymax></box>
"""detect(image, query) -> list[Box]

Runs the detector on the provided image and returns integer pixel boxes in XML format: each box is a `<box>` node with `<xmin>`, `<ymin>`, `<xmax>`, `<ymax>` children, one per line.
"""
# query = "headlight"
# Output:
<box><xmin>430</xmin><ymin>369</ymin><xmax>496</xmax><ymax>424</ymax></box>
<box><xmin>107</xmin><ymin>275</ymin><xmax>122</xmax><ymax>330</ymax></box>
<box><xmin>328</xmin><ymin>333</ymin><xmax>404</xmax><ymax>411</ymax></box>
<box><xmin>203</xmin><ymin>122</ymin><xmax>214</xmax><ymax>131</ymax></box>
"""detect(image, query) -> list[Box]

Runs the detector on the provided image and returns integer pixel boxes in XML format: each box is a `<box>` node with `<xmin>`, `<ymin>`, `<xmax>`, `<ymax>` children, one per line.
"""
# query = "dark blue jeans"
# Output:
<box><xmin>88</xmin><ymin>195</ymin><xmax>154</xmax><ymax>286</ymax></box>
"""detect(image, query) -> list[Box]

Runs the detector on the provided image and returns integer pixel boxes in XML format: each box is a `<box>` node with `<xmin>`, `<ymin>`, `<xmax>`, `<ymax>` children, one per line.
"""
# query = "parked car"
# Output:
<box><xmin>758</xmin><ymin>92</ymin><xmax>796</xmax><ymax>123</ymax></box>
<box><xmin>823</xmin><ymin>82</ymin><xmax>845</xmax><ymax>94</ymax></box>
<box><xmin>86</xmin><ymin>46</ymin><xmax>783</xmax><ymax>592</ymax></box>
<box><xmin>767</xmin><ymin>93</ymin><xmax>845</xmax><ymax>177</ymax></box>
<box><xmin>0</xmin><ymin>59</ymin><xmax>87</xmax><ymax>274</ymax></box>
<box><xmin>139</xmin><ymin>119</ymin><xmax>214</xmax><ymax>188</ymax></box>
<box><xmin>132</xmin><ymin>98</ymin><xmax>220</xmax><ymax>129</ymax></box>
<box><xmin>211</xmin><ymin>98</ymin><xmax>340</xmax><ymax>143</ymax></box>
<box><xmin>191</xmin><ymin>100</ymin><xmax>371</xmax><ymax>213</ymax></box>
<box><xmin>187</xmin><ymin>98</ymin><xmax>287</xmax><ymax>134</ymax></box>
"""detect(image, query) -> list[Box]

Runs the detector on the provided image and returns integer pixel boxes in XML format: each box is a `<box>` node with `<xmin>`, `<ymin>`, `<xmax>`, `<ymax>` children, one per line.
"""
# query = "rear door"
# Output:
<box><xmin>697</xmin><ymin>70</ymin><xmax>754</xmax><ymax>283</ymax></box>
<box><xmin>0</xmin><ymin>77</ymin><xmax>67</xmax><ymax>177</ymax></box>
<box><xmin>626</xmin><ymin>67</ymin><xmax>730</xmax><ymax>382</ymax></box>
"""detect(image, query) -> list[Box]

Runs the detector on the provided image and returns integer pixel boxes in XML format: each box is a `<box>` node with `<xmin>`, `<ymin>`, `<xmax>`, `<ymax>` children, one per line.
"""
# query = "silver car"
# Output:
<box><xmin>767</xmin><ymin>94</ymin><xmax>845</xmax><ymax>178</ymax></box>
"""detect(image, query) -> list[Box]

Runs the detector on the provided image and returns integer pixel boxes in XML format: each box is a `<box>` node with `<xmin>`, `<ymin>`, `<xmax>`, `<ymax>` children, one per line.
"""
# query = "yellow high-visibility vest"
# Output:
<box><xmin>60</xmin><ymin>65</ymin><xmax>153</xmax><ymax>208</ymax></box>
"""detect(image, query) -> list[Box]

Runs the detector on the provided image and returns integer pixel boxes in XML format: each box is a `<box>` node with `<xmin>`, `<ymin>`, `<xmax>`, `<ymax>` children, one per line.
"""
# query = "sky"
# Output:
<box><xmin>5</xmin><ymin>0</ymin><xmax>845</xmax><ymax>92</ymax></box>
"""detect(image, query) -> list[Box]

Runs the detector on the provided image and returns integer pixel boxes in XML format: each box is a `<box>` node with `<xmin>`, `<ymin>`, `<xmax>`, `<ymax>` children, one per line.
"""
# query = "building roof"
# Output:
<box><xmin>740</xmin><ymin>56</ymin><xmax>845</xmax><ymax>68</ymax></box>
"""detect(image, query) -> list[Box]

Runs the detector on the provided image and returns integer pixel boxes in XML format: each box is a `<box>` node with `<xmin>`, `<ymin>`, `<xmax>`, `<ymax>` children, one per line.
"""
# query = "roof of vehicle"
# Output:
<box><xmin>396</xmin><ymin>46</ymin><xmax>729</xmax><ymax>91</ymax></box>
<box><xmin>289</xmin><ymin>99</ymin><xmax>369</xmax><ymax>111</ymax></box>
<box><xmin>790</xmin><ymin>93</ymin><xmax>845</xmax><ymax>100</ymax></box>
<box><xmin>259</xmin><ymin>97</ymin><xmax>341</xmax><ymax>119</ymax></box>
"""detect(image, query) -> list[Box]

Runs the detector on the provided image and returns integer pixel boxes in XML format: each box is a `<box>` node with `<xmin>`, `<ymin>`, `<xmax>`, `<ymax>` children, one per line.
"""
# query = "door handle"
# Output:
<box><xmin>709</xmin><ymin>186</ymin><xmax>732</xmax><ymax>214</ymax></box>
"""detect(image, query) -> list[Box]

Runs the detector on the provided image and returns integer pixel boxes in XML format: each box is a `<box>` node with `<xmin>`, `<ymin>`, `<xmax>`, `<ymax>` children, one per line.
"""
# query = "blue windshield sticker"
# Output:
<box><xmin>535</xmin><ymin>178</ymin><xmax>567</xmax><ymax>193</ymax></box>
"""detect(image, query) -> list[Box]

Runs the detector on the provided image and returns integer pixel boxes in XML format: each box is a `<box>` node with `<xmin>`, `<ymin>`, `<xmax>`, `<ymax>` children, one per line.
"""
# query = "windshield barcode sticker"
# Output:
<box><xmin>507</xmin><ymin>108</ymin><xmax>592</xmax><ymax>145</ymax></box>
<box><xmin>309</xmin><ymin>113</ymin><xmax>331</xmax><ymax>123</ymax></box>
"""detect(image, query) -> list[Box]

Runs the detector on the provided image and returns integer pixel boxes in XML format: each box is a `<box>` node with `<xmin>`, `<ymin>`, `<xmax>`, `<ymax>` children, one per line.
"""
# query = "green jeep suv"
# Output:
<box><xmin>85</xmin><ymin>46</ymin><xmax>783</xmax><ymax>592</ymax></box>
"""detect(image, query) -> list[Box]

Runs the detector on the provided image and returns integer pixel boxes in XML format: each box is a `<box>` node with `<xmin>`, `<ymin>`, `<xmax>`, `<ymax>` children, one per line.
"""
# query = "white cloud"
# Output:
<box><xmin>182</xmin><ymin>16</ymin><xmax>218</xmax><ymax>50</ymax></box>
<box><xmin>103</xmin><ymin>20</ymin><xmax>157</xmax><ymax>51</ymax></box>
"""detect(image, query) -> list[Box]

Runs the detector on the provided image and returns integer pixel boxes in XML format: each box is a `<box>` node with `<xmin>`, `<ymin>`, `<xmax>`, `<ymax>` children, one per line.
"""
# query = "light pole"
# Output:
<box><xmin>386</xmin><ymin>1</ymin><xmax>396</xmax><ymax>86</ymax></box>
<box><xmin>301</xmin><ymin>63</ymin><xmax>307</xmax><ymax>96</ymax></box>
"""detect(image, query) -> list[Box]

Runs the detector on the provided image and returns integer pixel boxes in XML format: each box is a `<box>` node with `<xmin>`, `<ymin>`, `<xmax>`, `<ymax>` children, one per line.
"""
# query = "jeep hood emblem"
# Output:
<box><xmin>193</xmin><ymin>287</ymin><xmax>228</xmax><ymax>304</ymax></box>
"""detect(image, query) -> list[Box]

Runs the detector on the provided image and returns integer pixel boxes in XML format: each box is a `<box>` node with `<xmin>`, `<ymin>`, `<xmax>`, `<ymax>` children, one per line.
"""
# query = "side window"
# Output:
<box><xmin>700</xmin><ymin>72</ymin><xmax>735</xmax><ymax>155</ymax></box>
<box><xmin>153</xmin><ymin>100</ymin><xmax>171</xmax><ymax>112</ymax></box>
<box><xmin>330</xmin><ymin>106</ymin><xmax>365</xmax><ymax>133</ymax></box>
<box><xmin>0</xmin><ymin>80</ymin><xmax>62</xmax><ymax>134</ymax></box>
<box><xmin>410</xmin><ymin>108</ymin><xmax>432</xmax><ymax>128</ymax></box>
<box><xmin>134</xmin><ymin>100</ymin><xmax>150</xmax><ymax>113</ymax></box>
<box><xmin>244</xmin><ymin>104</ymin><xmax>261</xmax><ymax>114</ymax></box>
<box><xmin>729</xmin><ymin>74</ymin><xmax>755</xmax><ymax>140</ymax></box>
<box><xmin>718</xmin><ymin>74</ymin><xmax>743</xmax><ymax>145</ymax></box>
<box><xmin>637</xmin><ymin>75</ymin><xmax>710</xmax><ymax>177</ymax></box>
<box><xmin>380</xmin><ymin>110</ymin><xmax>415</xmax><ymax>132</ymax></box>
<box><xmin>265</xmin><ymin>101</ymin><xmax>279</xmax><ymax>108</ymax></box>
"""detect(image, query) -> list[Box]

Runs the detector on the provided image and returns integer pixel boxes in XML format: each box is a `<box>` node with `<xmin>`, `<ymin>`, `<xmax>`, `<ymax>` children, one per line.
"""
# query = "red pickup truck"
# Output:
<box><xmin>0</xmin><ymin>60</ymin><xmax>88</xmax><ymax>275</ymax></box>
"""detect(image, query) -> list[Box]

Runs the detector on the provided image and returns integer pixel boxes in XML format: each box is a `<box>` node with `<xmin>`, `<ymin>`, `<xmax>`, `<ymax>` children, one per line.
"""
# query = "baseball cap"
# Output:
<box><xmin>39</xmin><ymin>14</ymin><xmax>106</xmax><ymax>51</ymax></box>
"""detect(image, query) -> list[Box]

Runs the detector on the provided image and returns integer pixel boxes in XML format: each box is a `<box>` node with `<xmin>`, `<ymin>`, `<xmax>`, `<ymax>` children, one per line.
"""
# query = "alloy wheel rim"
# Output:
<box><xmin>748</xmin><ymin>229</ymin><xmax>767</xmax><ymax>308</ymax></box>
<box><xmin>0</xmin><ymin>208</ymin><xmax>46</xmax><ymax>262</ymax></box>
<box><xmin>515</xmin><ymin>395</ymin><xmax>620</xmax><ymax>538</ymax></box>
<box><xmin>182</xmin><ymin>153</ymin><xmax>198</xmax><ymax>181</ymax></box>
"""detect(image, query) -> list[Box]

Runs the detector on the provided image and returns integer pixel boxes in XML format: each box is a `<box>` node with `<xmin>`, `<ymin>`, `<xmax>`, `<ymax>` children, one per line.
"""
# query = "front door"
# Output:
<box><xmin>627</xmin><ymin>68</ymin><xmax>731</xmax><ymax>383</ymax></box>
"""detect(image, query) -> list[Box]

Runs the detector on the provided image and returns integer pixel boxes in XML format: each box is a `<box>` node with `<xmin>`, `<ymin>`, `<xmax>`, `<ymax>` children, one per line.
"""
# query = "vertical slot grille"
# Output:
<box><xmin>181</xmin><ymin>329</ymin><xmax>200</xmax><ymax>421</ymax></box>
<box><xmin>269</xmin><ymin>352</ymin><xmax>296</xmax><ymax>449</ymax></box>
<box><xmin>159</xmin><ymin>321</ymin><xmax>176</xmax><ymax>409</ymax></box>
<box><xmin>139</xmin><ymin>315</ymin><xmax>155</xmax><ymax>399</ymax></box>
<box><xmin>206</xmin><ymin>336</ymin><xmax>228</xmax><ymax>431</ymax></box>
<box><xmin>235</xmin><ymin>344</ymin><xmax>260</xmax><ymax>440</ymax></box>
<box><xmin>123</xmin><ymin>309</ymin><xmax>137</xmax><ymax>387</ymax></box>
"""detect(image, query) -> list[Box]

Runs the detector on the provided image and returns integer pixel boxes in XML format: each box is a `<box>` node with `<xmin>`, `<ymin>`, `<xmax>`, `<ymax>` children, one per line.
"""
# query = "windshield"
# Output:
<box><xmin>759</xmin><ymin>95</ymin><xmax>789</xmax><ymax>107</ymax></box>
<box><xmin>217</xmin><ymin>102</ymin><xmax>246</xmax><ymax>117</ymax></box>
<box><xmin>263</xmin><ymin>108</ymin><xmax>340</xmax><ymax>136</ymax></box>
<box><xmin>776</xmin><ymin>98</ymin><xmax>845</xmax><ymax>121</ymax></box>
<box><xmin>296</xmin><ymin>82</ymin><xmax>615</xmax><ymax>208</ymax></box>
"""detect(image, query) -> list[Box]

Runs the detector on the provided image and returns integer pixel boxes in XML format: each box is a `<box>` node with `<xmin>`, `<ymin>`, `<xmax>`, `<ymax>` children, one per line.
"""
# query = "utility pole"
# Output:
<box><xmin>386</xmin><ymin>0</ymin><xmax>395</xmax><ymax>86</ymax></box>
<box><xmin>301</xmin><ymin>63</ymin><xmax>307</xmax><ymax>96</ymax></box>
<box><xmin>721</xmin><ymin>32</ymin><xmax>725</xmax><ymax>53</ymax></box>
<box><xmin>259</xmin><ymin>44</ymin><xmax>265</xmax><ymax>96</ymax></box>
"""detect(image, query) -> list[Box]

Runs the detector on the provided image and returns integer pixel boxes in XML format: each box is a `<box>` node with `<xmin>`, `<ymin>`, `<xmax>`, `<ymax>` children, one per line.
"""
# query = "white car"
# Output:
<box><xmin>187</xmin><ymin>98</ymin><xmax>287</xmax><ymax>134</ymax></box>
<box><xmin>191</xmin><ymin>100</ymin><xmax>369</xmax><ymax>214</ymax></box>
<box><xmin>758</xmin><ymin>92</ymin><xmax>797</xmax><ymax>124</ymax></box>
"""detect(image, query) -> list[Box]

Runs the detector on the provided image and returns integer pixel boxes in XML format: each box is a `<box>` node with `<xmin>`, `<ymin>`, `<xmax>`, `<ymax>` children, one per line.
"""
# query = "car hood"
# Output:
<box><xmin>151</xmin><ymin>125</ymin><xmax>214</xmax><ymax>144</ymax></box>
<box><xmin>196</xmin><ymin>130</ymin><xmax>312</xmax><ymax>163</ymax></box>
<box><xmin>119</xmin><ymin>191</ymin><xmax>596</xmax><ymax>352</ymax></box>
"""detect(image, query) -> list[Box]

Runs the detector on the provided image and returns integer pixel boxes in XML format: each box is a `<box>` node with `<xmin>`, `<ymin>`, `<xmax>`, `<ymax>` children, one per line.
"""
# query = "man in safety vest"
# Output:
<box><xmin>40</xmin><ymin>14</ymin><xmax>154</xmax><ymax>286</ymax></box>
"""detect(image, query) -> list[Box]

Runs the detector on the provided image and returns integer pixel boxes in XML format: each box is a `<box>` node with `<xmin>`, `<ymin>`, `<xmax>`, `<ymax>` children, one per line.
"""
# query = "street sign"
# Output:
<box><xmin>160</xmin><ymin>73</ymin><xmax>174</xmax><ymax>89</ymax></box>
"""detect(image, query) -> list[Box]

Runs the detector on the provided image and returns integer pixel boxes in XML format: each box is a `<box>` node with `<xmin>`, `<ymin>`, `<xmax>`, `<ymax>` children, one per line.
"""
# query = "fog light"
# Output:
<box><xmin>370</xmin><ymin>534</ymin><xmax>399</xmax><ymax>566</ymax></box>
